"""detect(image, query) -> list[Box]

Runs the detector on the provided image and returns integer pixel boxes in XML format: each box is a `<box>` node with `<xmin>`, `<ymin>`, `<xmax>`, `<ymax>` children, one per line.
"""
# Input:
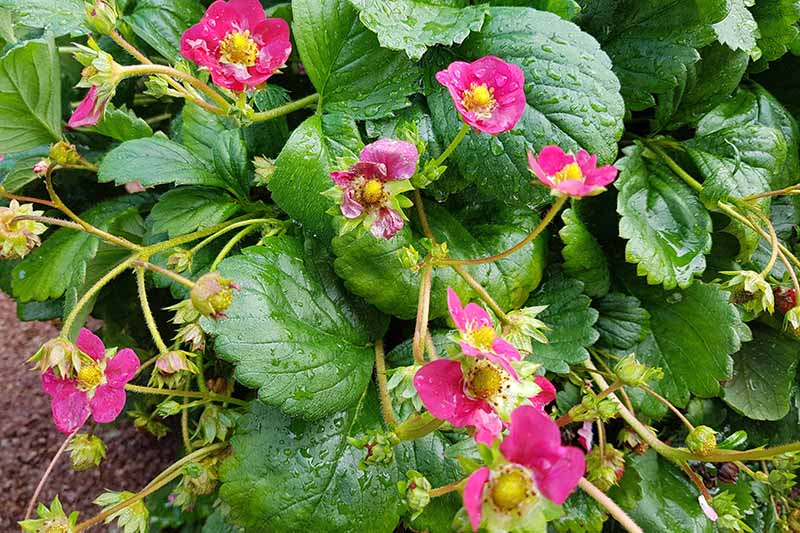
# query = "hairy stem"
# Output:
<box><xmin>374</xmin><ymin>339</ymin><xmax>398</xmax><ymax>427</ymax></box>
<box><xmin>251</xmin><ymin>93</ymin><xmax>320</xmax><ymax>122</ymax></box>
<box><xmin>136</xmin><ymin>267</ymin><xmax>169</xmax><ymax>354</ymax></box>
<box><xmin>433</xmin><ymin>123</ymin><xmax>470</xmax><ymax>168</ymax></box>
<box><xmin>209</xmin><ymin>224</ymin><xmax>260</xmax><ymax>271</ymax></box>
<box><xmin>120</xmin><ymin>64</ymin><xmax>231</xmax><ymax>113</ymax></box>
<box><xmin>579</xmin><ymin>477</ymin><xmax>643</xmax><ymax>533</ymax></box>
<box><xmin>412</xmin><ymin>261</ymin><xmax>433</xmax><ymax>365</ymax></box>
<box><xmin>24</xmin><ymin>428</ymin><xmax>79</xmax><ymax>519</ymax></box>
<box><xmin>639</xmin><ymin>384</ymin><xmax>695</xmax><ymax>431</ymax></box>
<box><xmin>125</xmin><ymin>383</ymin><xmax>247</xmax><ymax>406</ymax></box>
<box><xmin>135</xmin><ymin>260</ymin><xmax>195</xmax><ymax>289</ymax></box>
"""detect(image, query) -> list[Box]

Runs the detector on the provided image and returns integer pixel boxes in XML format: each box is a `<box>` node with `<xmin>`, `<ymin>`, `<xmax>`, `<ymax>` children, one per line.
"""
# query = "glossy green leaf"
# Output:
<box><xmin>146</xmin><ymin>187</ymin><xmax>241</xmax><ymax>239</ymax></box>
<box><xmin>751</xmin><ymin>0</ymin><xmax>800</xmax><ymax>64</ymax></box>
<box><xmin>476</xmin><ymin>0</ymin><xmax>581</xmax><ymax>20</ymax></box>
<box><xmin>2</xmin><ymin>154</ymin><xmax>45</xmax><ymax>193</ymax></box>
<box><xmin>593</xmin><ymin>292</ymin><xmax>651</xmax><ymax>351</ymax></box>
<box><xmin>559</xmin><ymin>207</ymin><xmax>610</xmax><ymax>297</ymax></box>
<box><xmin>98</xmin><ymin>136</ymin><xmax>229</xmax><ymax>190</ymax></box>
<box><xmin>525</xmin><ymin>274</ymin><xmax>599</xmax><ymax>373</ymax></box>
<box><xmin>332</xmin><ymin>200</ymin><xmax>546</xmax><ymax>320</ymax></box>
<box><xmin>11</xmin><ymin>195</ymin><xmax>150</xmax><ymax>302</ymax></box>
<box><xmin>180</xmin><ymin>102</ymin><xmax>229</xmax><ymax>163</ymax></box>
<box><xmin>204</xmin><ymin>236</ymin><xmax>388</xmax><ymax>419</ymax></box>
<box><xmin>579</xmin><ymin>0</ymin><xmax>728</xmax><ymax>111</ymax></box>
<box><xmin>616</xmin><ymin>144</ymin><xmax>713</xmax><ymax>289</ymax></box>
<box><xmin>627</xmin><ymin>280</ymin><xmax>743</xmax><ymax>408</ymax></box>
<box><xmin>552</xmin><ymin>489</ymin><xmax>606</xmax><ymax>533</ymax></box>
<box><xmin>0</xmin><ymin>38</ymin><xmax>61</xmax><ymax>153</ymax></box>
<box><xmin>213</xmin><ymin>130</ymin><xmax>251</xmax><ymax>199</ymax></box>
<box><xmin>428</xmin><ymin>6</ymin><xmax>624</xmax><ymax>206</ymax></box>
<box><xmin>723</xmin><ymin>324</ymin><xmax>800</xmax><ymax>421</ymax></box>
<box><xmin>86</xmin><ymin>104</ymin><xmax>153</xmax><ymax>142</ymax></box>
<box><xmin>0</xmin><ymin>0</ymin><xmax>84</xmax><ymax>37</ymax></box>
<box><xmin>125</xmin><ymin>0</ymin><xmax>204</xmax><ymax>62</ymax></box>
<box><xmin>349</xmin><ymin>0</ymin><xmax>488</xmax><ymax>61</ymax></box>
<box><xmin>268</xmin><ymin>113</ymin><xmax>362</xmax><ymax>241</ymax></box>
<box><xmin>293</xmin><ymin>0</ymin><xmax>420</xmax><ymax>119</ymax></box>
<box><xmin>713</xmin><ymin>0</ymin><xmax>760</xmax><ymax>55</ymax></box>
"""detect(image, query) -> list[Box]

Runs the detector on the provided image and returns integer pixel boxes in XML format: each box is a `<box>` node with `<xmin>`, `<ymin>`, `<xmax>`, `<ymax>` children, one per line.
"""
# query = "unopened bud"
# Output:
<box><xmin>49</xmin><ymin>141</ymin><xmax>82</xmax><ymax>166</ymax></box>
<box><xmin>190</xmin><ymin>273</ymin><xmax>239</xmax><ymax>318</ymax></box>
<box><xmin>33</xmin><ymin>159</ymin><xmax>50</xmax><ymax>175</ymax></box>
<box><xmin>348</xmin><ymin>430</ymin><xmax>400</xmax><ymax>467</ymax></box>
<box><xmin>586</xmin><ymin>444</ymin><xmax>625</xmax><ymax>491</ymax></box>
<box><xmin>397</xmin><ymin>245</ymin><xmax>421</xmax><ymax>271</ymax></box>
<box><xmin>166</xmin><ymin>248</ymin><xmax>192</xmax><ymax>273</ymax></box>
<box><xmin>28</xmin><ymin>338</ymin><xmax>81</xmax><ymax>377</ymax></box>
<box><xmin>502</xmin><ymin>306</ymin><xmax>549</xmax><ymax>354</ymax></box>
<box><xmin>253</xmin><ymin>156</ymin><xmax>276</xmax><ymax>186</ymax></box>
<box><xmin>84</xmin><ymin>0</ymin><xmax>118</xmax><ymax>35</ymax></box>
<box><xmin>398</xmin><ymin>470</ymin><xmax>432</xmax><ymax>520</ymax></box>
<box><xmin>686</xmin><ymin>425</ymin><xmax>717</xmax><ymax>456</ymax></box>
<box><xmin>150</xmin><ymin>351</ymin><xmax>198</xmax><ymax>389</ymax></box>
<box><xmin>784</xmin><ymin>306</ymin><xmax>800</xmax><ymax>334</ymax></box>
<box><xmin>155</xmin><ymin>400</ymin><xmax>182</xmax><ymax>417</ymax></box>
<box><xmin>614</xmin><ymin>354</ymin><xmax>663</xmax><ymax>387</ymax></box>
<box><xmin>175</xmin><ymin>322</ymin><xmax>205</xmax><ymax>352</ymax></box>
<box><xmin>67</xmin><ymin>433</ymin><xmax>106</xmax><ymax>471</ymax></box>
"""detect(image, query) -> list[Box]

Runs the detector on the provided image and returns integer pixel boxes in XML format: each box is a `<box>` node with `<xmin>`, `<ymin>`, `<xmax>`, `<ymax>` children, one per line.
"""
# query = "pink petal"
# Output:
<box><xmin>68</xmin><ymin>86</ymin><xmax>106</xmax><ymax>129</ymax></box>
<box><xmin>447</xmin><ymin>287</ymin><xmax>468</xmax><ymax>331</ymax></box>
<box><xmin>369</xmin><ymin>208</ymin><xmax>404</xmax><ymax>239</ymax></box>
<box><xmin>228</xmin><ymin>0</ymin><xmax>267</xmax><ymax>29</ymax></box>
<box><xmin>699</xmin><ymin>495</ymin><xmax>718</xmax><ymax>521</ymax></box>
<box><xmin>460</xmin><ymin>345</ymin><xmax>520</xmax><ymax>381</ymax></box>
<box><xmin>413</xmin><ymin>359</ymin><xmax>485</xmax><ymax>427</ymax></box>
<box><xmin>535</xmin><ymin>446</ymin><xmax>585</xmax><ymax>504</ymax></box>
<box><xmin>500</xmin><ymin>405</ymin><xmax>563</xmax><ymax>467</ymax></box>
<box><xmin>463</xmin><ymin>467</ymin><xmax>490</xmax><ymax>532</ymax></box>
<box><xmin>556</xmin><ymin>179</ymin><xmax>595</xmax><ymax>197</ymax></box>
<box><xmin>331</xmin><ymin>170</ymin><xmax>356</xmax><ymax>187</ymax></box>
<box><xmin>77</xmin><ymin>328</ymin><xmax>105</xmax><ymax>361</ymax></box>
<box><xmin>41</xmin><ymin>370</ymin><xmax>73</xmax><ymax>397</ymax></box>
<box><xmin>352</xmin><ymin>161</ymin><xmax>387</xmax><ymax>181</ymax></box>
<box><xmin>253</xmin><ymin>18</ymin><xmax>292</xmax><ymax>74</ymax></box>
<box><xmin>360</xmin><ymin>139</ymin><xmax>419</xmax><ymax>181</ymax></box>
<box><xmin>527</xmin><ymin>151</ymin><xmax>548</xmax><ymax>181</ymax></box>
<box><xmin>50</xmin><ymin>387</ymin><xmax>90</xmax><ymax>434</ymax></box>
<box><xmin>536</xmin><ymin>145</ymin><xmax>573</xmax><ymax>175</ymax></box>
<box><xmin>340</xmin><ymin>188</ymin><xmax>364</xmax><ymax>219</ymax></box>
<box><xmin>104</xmin><ymin>348</ymin><xmax>140</xmax><ymax>387</ymax></box>
<box><xmin>472</xmin><ymin>409</ymin><xmax>503</xmax><ymax>445</ymax></box>
<box><xmin>530</xmin><ymin>376</ymin><xmax>556</xmax><ymax>409</ymax></box>
<box><xmin>491</xmin><ymin>337</ymin><xmax>521</xmax><ymax>363</ymax></box>
<box><xmin>584</xmin><ymin>164</ymin><xmax>618</xmax><ymax>188</ymax></box>
<box><xmin>89</xmin><ymin>384</ymin><xmax>126</xmax><ymax>423</ymax></box>
<box><xmin>463</xmin><ymin>302</ymin><xmax>492</xmax><ymax>329</ymax></box>
<box><xmin>575</xmin><ymin>149</ymin><xmax>597</xmax><ymax>176</ymax></box>
<box><xmin>577</xmin><ymin>421</ymin><xmax>593</xmax><ymax>452</ymax></box>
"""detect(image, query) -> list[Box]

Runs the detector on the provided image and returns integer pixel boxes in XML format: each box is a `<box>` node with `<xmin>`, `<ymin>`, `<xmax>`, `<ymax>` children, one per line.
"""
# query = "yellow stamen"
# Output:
<box><xmin>469</xmin><ymin>326</ymin><xmax>496</xmax><ymax>351</ymax></box>
<box><xmin>77</xmin><ymin>364</ymin><xmax>103</xmax><ymax>391</ymax></box>
<box><xmin>491</xmin><ymin>468</ymin><xmax>531</xmax><ymax>511</ymax></box>
<box><xmin>362</xmin><ymin>179</ymin><xmax>384</xmax><ymax>204</ymax></box>
<box><xmin>219</xmin><ymin>30</ymin><xmax>259</xmax><ymax>67</ymax></box>
<box><xmin>468</xmin><ymin>363</ymin><xmax>502</xmax><ymax>400</ymax></box>
<box><xmin>461</xmin><ymin>83</ymin><xmax>497</xmax><ymax>119</ymax></box>
<box><xmin>553</xmin><ymin>162</ymin><xmax>583</xmax><ymax>184</ymax></box>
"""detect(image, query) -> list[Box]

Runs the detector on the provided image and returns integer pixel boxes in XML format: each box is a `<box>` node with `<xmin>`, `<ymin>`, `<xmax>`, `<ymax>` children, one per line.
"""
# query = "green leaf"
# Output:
<box><xmin>476</xmin><ymin>0</ymin><xmax>581</xmax><ymax>20</ymax></box>
<box><xmin>332</xmin><ymin>200</ymin><xmax>546</xmax><ymax>320</ymax></box>
<box><xmin>220</xmin><ymin>393</ymin><xmax>459</xmax><ymax>532</ymax></box>
<box><xmin>213</xmin><ymin>130</ymin><xmax>251</xmax><ymax>199</ymax></box>
<box><xmin>0</xmin><ymin>0</ymin><xmax>85</xmax><ymax>37</ymax></box>
<box><xmin>559</xmin><ymin>208</ymin><xmax>610</xmax><ymax>298</ymax></box>
<box><xmin>713</xmin><ymin>0</ymin><xmax>760</xmax><ymax>55</ymax></box>
<box><xmin>620</xmin><ymin>451</ymin><xmax>713</xmax><ymax>533</ymax></box>
<box><xmin>146</xmin><ymin>187</ymin><xmax>241</xmax><ymax>239</ymax></box>
<box><xmin>552</xmin><ymin>489</ymin><xmax>606</xmax><ymax>533</ymax></box>
<box><xmin>268</xmin><ymin>114</ymin><xmax>362</xmax><ymax>242</ymax></box>
<box><xmin>86</xmin><ymin>104</ymin><xmax>153</xmax><ymax>142</ymax></box>
<box><xmin>125</xmin><ymin>0</ymin><xmax>205</xmax><ymax>62</ymax></box>
<box><xmin>593</xmin><ymin>292</ymin><xmax>651</xmax><ymax>351</ymax></box>
<box><xmin>0</xmin><ymin>38</ymin><xmax>61</xmax><ymax>153</ymax></box>
<box><xmin>98</xmin><ymin>136</ymin><xmax>229</xmax><ymax>190</ymax></box>
<box><xmin>524</xmin><ymin>274</ymin><xmax>599</xmax><ymax>373</ymax></box>
<box><xmin>626</xmin><ymin>280</ymin><xmax>743</xmax><ymax>408</ymax></box>
<box><xmin>723</xmin><ymin>324</ymin><xmax>800</xmax><ymax>420</ymax></box>
<box><xmin>751</xmin><ymin>0</ymin><xmax>800</xmax><ymax>64</ymax></box>
<box><xmin>615</xmin><ymin>144</ymin><xmax>713</xmax><ymax>289</ymax></box>
<box><xmin>204</xmin><ymin>236</ymin><xmax>388</xmax><ymax>419</ymax></box>
<box><xmin>293</xmin><ymin>0</ymin><xmax>421</xmax><ymax>119</ymax></box>
<box><xmin>427</xmin><ymin>7</ymin><xmax>624</xmax><ymax>207</ymax></box>
<box><xmin>579</xmin><ymin>0</ymin><xmax>728</xmax><ymax>111</ymax></box>
<box><xmin>11</xmin><ymin>195</ymin><xmax>150</xmax><ymax>302</ymax></box>
<box><xmin>2</xmin><ymin>154</ymin><xmax>45</xmax><ymax>193</ymax></box>
<box><xmin>349</xmin><ymin>0</ymin><xmax>487</xmax><ymax>61</ymax></box>
<box><xmin>180</xmin><ymin>102</ymin><xmax>229</xmax><ymax>163</ymax></box>
<box><xmin>249</xmin><ymin>85</ymin><xmax>291</xmax><ymax>158</ymax></box>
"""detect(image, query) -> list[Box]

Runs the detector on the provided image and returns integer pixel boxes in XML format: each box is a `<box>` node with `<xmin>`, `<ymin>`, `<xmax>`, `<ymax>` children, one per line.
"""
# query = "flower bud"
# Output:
<box><xmin>166</xmin><ymin>299</ymin><xmax>201</xmax><ymax>325</ymax></box>
<box><xmin>150</xmin><ymin>350</ymin><xmax>198</xmax><ymax>388</ymax></box>
<box><xmin>253</xmin><ymin>156</ymin><xmax>276</xmax><ymax>186</ymax></box>
<box><xmin>585</xmin><ymin>444</ymin><xmax>625</xmax><ymax>491</ymax></box>
<box><xmin>784</xmin><ymin>306</ymin><xmax>800</xmax><ymax>334</ymax></box>
<box><xmin>49</xmin><ymin>140</ymin><xmax>82</xmax><ymax>166</ymax></box>
<box><xmin>175</xmin><ymin>322</ymin><xmax>206</xmax><ymax>352</ymax></box>
<box><xmin>155</xmin><ymin>400</ymin><xmax>183</xmax><ymax>418</ymax></box>
<box><xmin>0</xmin><ymin>200</ymin><xmax>48</xmax><ymax>259</ymax></box>
<box><xmin>348</xmin><ymin>430</ymin><xmax>400</xmax><ymax>467</ymax></box>
<box><xmin>28</xmin><ymin>338</ymin><xmax>81</xmax><ymax>377</ymax></box>
<box><xmin>722</xmin><ymin>270</ymin><xmax>774</xmax><ymax>314</ymax></box>
<box><xmin>502</xmin><ymin>305</ymin><xmax>549</xmax><ymax>354</ymax></box>
<box><xmin>84</xmin><ymin>0</ymin><xmax>118</xmax><ymax>35</ymax></box>
<box><xmin>93</xmin><ymin>490</ymin><xmax>148</xmax><ymax>533</ymax></box>
<box><xmin>18</xmin><ymin>496</ymin><xmax>77</xmax><ymax>533</ymax></box>
<box><xmin>33</xmin><ymin>159</ymin><xmax>49</xmax><ymax>175</ymax></box>
<box><xmin>613</xmin><ymin>354</ymin><xmax>664</xmax><ymax>387</ymax></box>
<box><xmin>67</xmin><ymin>433</ymin><xmax>106</xmax><ymax>471</ymax></box>
<box><xmin>166</xmin><ymin>248</ymin><xmax>192</xmax><ymax>273</ymax></box>
<box><xmin>190</xmin><ymin>273</ymin><xmax>239</xmax><ymax>318</ymax></box>
<box><xmin>170</xmin><ymin>459</ymin><xmax>220</xmax><ymax>509</ymax></box>
<box><xmin>398</xmin><ymin>470</ymin><xmax>432</xmax><ymax>520</ymax></box>
<box><xmin>397</xmin><ymin>245</ymin><xmax>421</xmax><ymax>272</ymax></box>
<box><xmin>387</xmin><ymin>365</ymin><xmax>423</xmax><ymax>415</ymax></box>
<box><xmin>686</xmin><ymin>425</ymin><xmax>717</xmax><ymax>456</ymax></box>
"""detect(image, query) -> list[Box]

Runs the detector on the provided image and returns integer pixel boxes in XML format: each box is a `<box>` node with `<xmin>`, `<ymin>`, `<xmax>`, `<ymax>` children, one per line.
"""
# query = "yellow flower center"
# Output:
<box><xmin>43</xmin><ymin>522</ymin><xmax>70</xmax><ymax>533</ymax></box>
<box><xmin>461</xmin><ymin>83</ymin><xmax>496</xmax><ymax>119</ymax></box>
<box><xmin>553</xmin><ymin>162</ymin><xmax>583</xmax><ymax>184</ymax></box>
<box><xmin>491</xmin><ymin>468</ymin><xmax>531</xmax><ymax>511</ymax></box>
<box><xmin>219</xmin><ymin>30</ymin><xmax>259</xmax><ymax>67</ymax></box>
<box><xmin>77</xmin><ymin>363</ymin><xmax>104</xmax><ymax>391</ymax></box>
<box><xmin>468</xmin><ymin>326</ymin><xmax>496</xmax><ymax>351</ymax></box>
<box><xmin>467</xmin><ymin>363</ymin><xmax>503</xmax><ymax>400</ymax></box>
<box><xmin>362</xmin><ymin>179</ymin><xmax>384</xmax><ymax>204</ymax></box>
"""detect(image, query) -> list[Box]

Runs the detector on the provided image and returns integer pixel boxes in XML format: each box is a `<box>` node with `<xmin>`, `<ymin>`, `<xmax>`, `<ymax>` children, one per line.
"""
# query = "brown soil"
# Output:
<box><xmin>0</xmin><ymin>293</ymin><xmax>178</xmax><ymax>530</ymax></box>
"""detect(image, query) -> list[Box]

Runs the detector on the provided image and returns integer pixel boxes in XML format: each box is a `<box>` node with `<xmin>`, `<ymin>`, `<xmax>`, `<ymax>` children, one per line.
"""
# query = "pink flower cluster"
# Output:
<box><xmin>413</xmin><ymin>288</ymin><xmax>585</xmax><ymax>530</ymax></box>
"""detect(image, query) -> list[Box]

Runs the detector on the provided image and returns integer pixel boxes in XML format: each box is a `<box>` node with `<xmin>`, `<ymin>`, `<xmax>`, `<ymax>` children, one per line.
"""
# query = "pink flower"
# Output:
<box><xmin>180</xmin><ymin>0</ymin><xmax>291</xmax><ymax>91</ymax></box>
<box><xmin>41</xmin><ymin>328</ymin><xmax>139</xmax><ymax>434</ymax></box>
<box><xmin>328</xmin><ymin>138</ymin><xmax>418</xmax><ymax>240</ymax></box>
<box><xmin>435</xmin><ymin>56</ymin><xmax>525</xmax><ymax>135</ymax></box>
<box><xmin>448</xmin><ymin>287</ymin><xmax>521</xmax><ymax>379</ymax></box>
<box><xmin>530</xmin><ymin>375</ymin><xmax>555</xmax><ymax>410</ymax></box>
<box><xmin>528</xmin><ymin>145</ymin><xmax>618</xmax><ymax>198</ymax></box>
<box><xmin>33</xmin><ymin>160</ymin><xmax>49</xmax><ymax>175</ymax></box>
<box><xmin>68</xmin><ymin>86</ymin><xmax>107</xmax><ymax>128</ymax></box>
<box><xmin>463</xmin><ymin>405</ymin><xmax>585</xmax><ymax>531</ymax></box>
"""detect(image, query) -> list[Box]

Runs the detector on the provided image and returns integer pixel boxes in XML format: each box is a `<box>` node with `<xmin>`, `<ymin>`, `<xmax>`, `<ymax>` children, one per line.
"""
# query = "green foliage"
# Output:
<box><xmin>559</xmin><ymin>207</ymin><xmax>610</xmax><ymax>297</ymax></box>
<box><xmin>125</xmin><ymin>0</ymin><xmax>205</xmax><ymax>62</ymax></box>
<box><xmin>147</xmin><ymin>187</ymin><xmax>240</xmax><ymax>238</ymax></box>
<box><xmin>0</xmin><ymin>0</ymin><xmax>85</xmax><ymax>37</ymax></box>
<box><xmin>87</xmin><ymin>105</ymin><xmax>153</xmax><ymax>142</ymax></box>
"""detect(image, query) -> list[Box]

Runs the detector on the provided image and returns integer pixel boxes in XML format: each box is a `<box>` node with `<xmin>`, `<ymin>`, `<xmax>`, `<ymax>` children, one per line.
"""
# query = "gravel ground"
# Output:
<box><xmin>0</xmin><ymin>293</ymin><xmax>177</xmax><ymax>530</ymax></box>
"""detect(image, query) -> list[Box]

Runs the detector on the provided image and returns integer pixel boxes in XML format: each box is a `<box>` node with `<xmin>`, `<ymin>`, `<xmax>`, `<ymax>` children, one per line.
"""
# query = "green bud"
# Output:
<box><xmin>386</xmin><ymin>364</ymin><xmax>424</xmax><ymax>415</ymax></box>
<box><xmin>722</xmin><ymin>270</ymin><xmax>774</xmax><ymax>315</ymax></box>
<box><xmin>253</xmin><ymin>156</ymin><xmax>277</xmax><ymax>186</ymax></box>
<box><xmin>49</xmin><ymin>140</ymin><xmax>82</xmax><ymax>166</ymax></box>
<box><xmin>784</xmin><ymin>306</ymin><xmax>800</xmax><ymax>334</ymax></box>
<box><xmin>686</xmin><ymin>425</ymin><xmax>717</xmax><ymax>456</ymax></box>
<box><xmin>397</xmin><ymin>245</ymin><xmax>421</xmax><ymax>271</ymax></box>
<box><xmin>18</xmin><ymin>496</ymin><xmax>78</xmax><ymax>533</ymax></box>
<box><xmin>93</xmin><ymin>491</ymin><xmax>148</xmax><ymax>533</ymax></box>
<box><xmin>166</xmin><ymin>248</ymin><xmax>192</xmax><ymax>273</ymax></box>
<box><xmin>585</xmin><ymin>445</ymin><xmax>625</xmax><ymax>492</ymax></box>
<box><xmin>613</xmin><ymin>354</ymin><xmax>664</xmax><ymax>387</ymax></box>
<box><xmin>67</xmin><ymin>433</ymin><xmax>106</xmax><ymax>471</ymax></box>
<box><xmin>398</xmin><ymin>470</ymin><xmax>432</xmax><ymax>520</ymax></box>
<box><xmin>155</xmin><ymin>400</ymin><xmax>183</xmax><ymax>418</ymax></box>
<box><xmin>502</xmin><ymin>306</ymin><xmax>550</xmax><ymax>354</ymax></box>
<box><xmin>190</xmin><ymin>273</ymin><xmax>239</xmax><ymax>318</ymax></box>
<box><xmin>84</xmin><ymin>0</ymin><xmax>118</xmax><ymax>35</ymax></box>
<box><xmin>348</xmin><ymin>430</ymin><xmax>400</xmax><ymax>467</ymax></box>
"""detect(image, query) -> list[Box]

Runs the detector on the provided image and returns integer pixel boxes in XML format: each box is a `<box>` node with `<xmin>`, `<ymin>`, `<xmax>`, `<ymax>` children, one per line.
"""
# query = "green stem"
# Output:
<box><xmin>62</xmin><ymin>255</ymin><xmax>138</xmax><ymax>337</ymax></box>
<box><xmin>125</xmin><ymin>383</ymin><xmax>247</xmax><ymax>406</ymax></box>
<box><xmin>135</xmin><ymin>260</ymin><xmax>195</xmax><ymax>289</ymax></box>
<box><xmin>74</xmin><ymin>443</ymin><xmax>227</xmax><ymax>531</ymax></box>
<box><xmin>438</xmin><ymin>195</ymin><xmax>567</xmax><ymax>266</ymax></box>
<box><xmin>451</xmin><ymin>264</ymin><xmax>509</xmax><ymax>323</ymax></box>
<box><xmin>639</xmin><ymin>384</ymin><xmax>695</xmax><ymax>431</ymax></box>
<box><xmin>12</xmin><ymin>215</ymin><xmax>83</xmax><ymax>231</ymax></box>
<box><xmin>433</xmin><ymin>123</ymin><xmax>470</xmax><ymax>168</ymax></box>
<box><xmin>644</xmin><ymin>141</ymin><xmax>704</xmax><ymax>193</ymax></box>
<box><xmin>430</xmin><ymin>478</ymin><xmax>467</xmax><ymax>498</ymax></box>
<box><xmin>251</xmin><ymin>93</ymin><xmax>320</xmax><ymax>122</ymax></box>
<box><xmin>374</xmin><ymin>339</ymin><xmax>398</xmax><ymax>427</ymax></box>
<box><xmin>195</xmin><ymin>351</ymin><xmax>208</xmax><ymax>393</ymax></box>
<box><xmin>412</xmin><ymin>260</ymin><xmax>433</xmax><ymax>365</ymax></box>
<box><xmin>209</xmin><ymin>224</ymin><xmax>259</xmax><ymax>271</ymax></box>
<box><xmin>142</xmin><ymin>216</ymin><xmax>255</xmax><ymax>257</ymax></box>
<box><xmin>395</xmin><ymin>411</ymin><xmax>445</xmax><ymax>441</ymax></box>
<box><xmin>136</xmin><ymin>267</ymin><xmax>169</xmax><ymax>354</ymax></box>
<box><xmin>186</xmin><ymin>218</ymin><xmax>276</xmax><ymax>256</ymax></box>
<box><xmin>120</xmin><ymin>64</ymin><xmax>231</xmax><ymax>113</ymax></box>
<box><xmin>579</xmin><ymin>477</ymin><xmax>644</xmax><ymax>533</ymax></box>
<box><xmin>181</xmin><ymin>388</ymin><xmax>193</xmax><ymax>452</ymax></box>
